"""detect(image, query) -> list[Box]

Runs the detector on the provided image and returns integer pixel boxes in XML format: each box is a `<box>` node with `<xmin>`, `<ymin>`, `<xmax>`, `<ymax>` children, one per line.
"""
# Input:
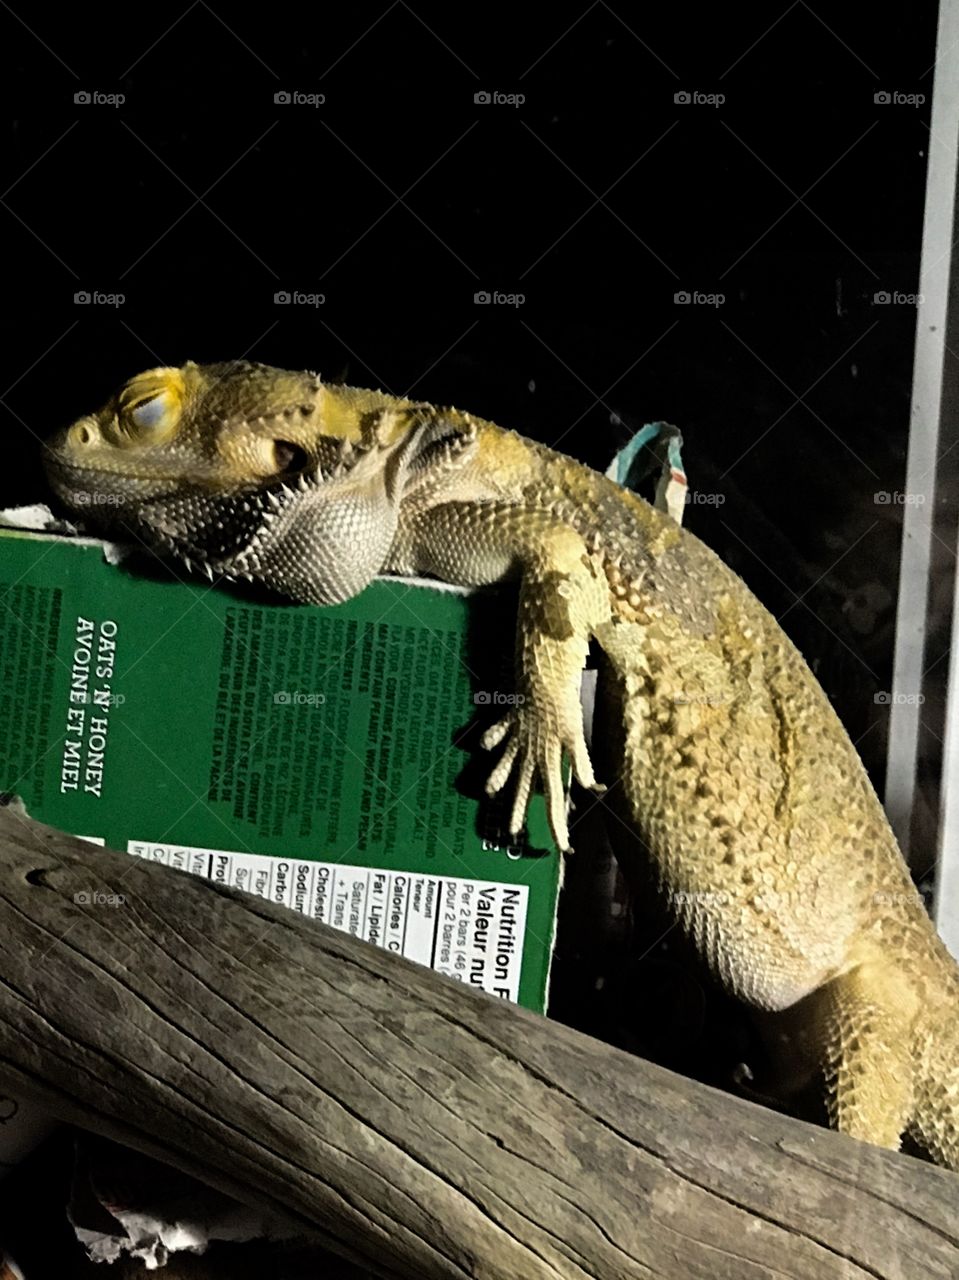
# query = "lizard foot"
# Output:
<box><xmin>480</xmin><ymin>708</ymin><xmax>604</xmax><ymax>852</ymax></box>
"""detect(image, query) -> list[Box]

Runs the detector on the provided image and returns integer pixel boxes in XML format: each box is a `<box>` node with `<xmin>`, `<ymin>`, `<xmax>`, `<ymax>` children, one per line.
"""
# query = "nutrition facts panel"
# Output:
<box><xmin>127</xmin><ymin>840</ymin><xmax>530</xmax><ymax>1001</ymax></box>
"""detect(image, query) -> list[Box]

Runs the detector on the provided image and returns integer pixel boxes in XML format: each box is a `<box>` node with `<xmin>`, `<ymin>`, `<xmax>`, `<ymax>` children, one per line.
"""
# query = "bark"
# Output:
<box><xmin>0</xmin><ymin>804</ymin><xmax>956</xmax><ymax>1279</ymax></box>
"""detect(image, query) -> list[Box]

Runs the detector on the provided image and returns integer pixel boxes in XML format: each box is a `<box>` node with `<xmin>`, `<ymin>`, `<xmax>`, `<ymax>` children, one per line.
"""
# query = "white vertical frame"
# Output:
<box><xmin>886</xmin><ymin>0</ymin><xmax>959</xmax><ymax>951</ymax></box>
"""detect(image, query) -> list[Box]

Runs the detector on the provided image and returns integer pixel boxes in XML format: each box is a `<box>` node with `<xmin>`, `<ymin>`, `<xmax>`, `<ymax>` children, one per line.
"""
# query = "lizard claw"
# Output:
<box><xmin>480</xmin><ymin>717</ymin><xmax>512</xmax><ymax>753</ymax></box>
<box><xmin>481</xmin><ymin>706</ymin><xmax>599</xmax><ymax>853</ymax></box>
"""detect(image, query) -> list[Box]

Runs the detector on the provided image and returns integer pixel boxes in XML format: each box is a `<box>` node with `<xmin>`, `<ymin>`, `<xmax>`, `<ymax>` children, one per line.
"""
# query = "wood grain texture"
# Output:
<box><xmin>0</xmin><ymin>804</ymin><xmax>955</xmax><ymax>1280</ymax></box>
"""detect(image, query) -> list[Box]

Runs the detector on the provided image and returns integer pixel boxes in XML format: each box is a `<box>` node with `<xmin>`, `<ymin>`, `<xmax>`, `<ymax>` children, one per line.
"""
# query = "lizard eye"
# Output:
<box><xmin>130</xmin><ymin>394</ymin><xmax>169</xmax><ymax>430</ymax></box>
<box><xmin>116</xmin><ymin>367</ymin><xmax>184</xmax><ymax>441</ymax></box>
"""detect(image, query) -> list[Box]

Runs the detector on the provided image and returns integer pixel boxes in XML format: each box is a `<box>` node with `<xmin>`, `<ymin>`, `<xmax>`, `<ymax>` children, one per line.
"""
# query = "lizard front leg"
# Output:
<box><xmin>407</xmin><ymin>502</ymin><xmax>612</xmax><ymax>850</ymax></box>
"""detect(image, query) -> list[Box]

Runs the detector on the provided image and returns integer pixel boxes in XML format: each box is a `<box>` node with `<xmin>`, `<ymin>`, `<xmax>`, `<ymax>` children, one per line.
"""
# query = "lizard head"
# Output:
<box><xmin>44</xmin><ymin>360</ymin><xmax>478</xmax><ymax>604</ymax></box>
<box><xmin>44</xmin><ymin>360</ymin><xmax>332</xmax><ymax>513</ymax></box>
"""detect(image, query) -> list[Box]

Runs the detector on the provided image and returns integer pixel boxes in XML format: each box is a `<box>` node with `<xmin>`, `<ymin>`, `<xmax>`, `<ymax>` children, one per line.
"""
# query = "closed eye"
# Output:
<box><xmin>130</xmin><ymin>394</ymin><xmax>169</xmax><ymax>430</ymax></box>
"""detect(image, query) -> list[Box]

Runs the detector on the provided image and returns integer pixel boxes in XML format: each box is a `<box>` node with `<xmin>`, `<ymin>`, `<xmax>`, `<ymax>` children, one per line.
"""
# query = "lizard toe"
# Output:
<box><xmin>508</xmin><ymin>754</ymin><xmax>536</xmax><ymax>837</ymax></box>
<box><xmin>480</xmin><ymin>717</ymin><xmax>512</xmax><ymax>752</ymax></box>
<box><xmin>486</xmin><ymin>737</ymin><xmax>520</xmax><ymax>796</ymax></box>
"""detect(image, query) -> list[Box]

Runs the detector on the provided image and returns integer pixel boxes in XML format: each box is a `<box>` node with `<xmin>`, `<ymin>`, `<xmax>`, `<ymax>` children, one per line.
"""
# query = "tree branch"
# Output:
<box><xmin>0</xmin><ymin>806</ymin><xmax>955</xmax><ymax>1279</ymax></box>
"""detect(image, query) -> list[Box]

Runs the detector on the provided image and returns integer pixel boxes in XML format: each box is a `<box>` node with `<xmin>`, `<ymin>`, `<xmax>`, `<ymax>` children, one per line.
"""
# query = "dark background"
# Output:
<box><xmin>1</xmin><ymin>2</ymin><xmax>945</xmax><ymax>1068</ymax></box>
<box><xmin>2</xmin><ymin>2</ymin><xmax>940</xmax><ymax>783</ymax></box>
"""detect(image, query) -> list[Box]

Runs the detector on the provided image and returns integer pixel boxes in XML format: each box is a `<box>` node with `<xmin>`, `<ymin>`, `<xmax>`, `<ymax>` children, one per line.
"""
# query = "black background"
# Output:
<box><xmin>0</xmin><ymin>0</ymin><xmax>947</xmax><ymax>1110</ymax></box>
<box><xmin>2</xmin><ymin>3</ymin><xmax>940</xmax><ymax>797</ymax></box>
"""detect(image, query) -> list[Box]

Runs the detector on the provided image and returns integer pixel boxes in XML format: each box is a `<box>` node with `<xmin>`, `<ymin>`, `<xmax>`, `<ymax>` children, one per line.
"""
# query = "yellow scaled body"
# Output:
<box><xmin>44</xmin><ymin>361</ymin><xmax>959</xmax><ymax>1167</ymax></box>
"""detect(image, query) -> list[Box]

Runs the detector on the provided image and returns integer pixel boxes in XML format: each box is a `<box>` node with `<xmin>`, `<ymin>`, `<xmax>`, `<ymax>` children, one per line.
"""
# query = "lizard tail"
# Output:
<box><xmin>908</xmin><ymin>991</ymin><xmax>959</xmax><ymax>1170</ymax></box>
<box><xmin>810</xmin><ymin>947</ymin><xmax>959</xmax><ymax>1169</ymax></box>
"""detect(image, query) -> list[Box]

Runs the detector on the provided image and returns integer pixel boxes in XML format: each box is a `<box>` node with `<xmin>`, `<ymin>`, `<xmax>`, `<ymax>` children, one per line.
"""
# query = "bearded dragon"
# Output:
<box><xmin>43</xmin><ymin>359</ymin><xmax>959</xmax><ymax>1170</ymax></box>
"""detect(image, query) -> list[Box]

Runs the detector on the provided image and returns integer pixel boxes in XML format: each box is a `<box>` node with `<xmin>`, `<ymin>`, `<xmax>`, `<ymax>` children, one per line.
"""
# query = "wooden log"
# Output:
<box><xmin>0</xmin><ymin>804</ymin><xmax>955</xmax><ymax>1279</ymax></box>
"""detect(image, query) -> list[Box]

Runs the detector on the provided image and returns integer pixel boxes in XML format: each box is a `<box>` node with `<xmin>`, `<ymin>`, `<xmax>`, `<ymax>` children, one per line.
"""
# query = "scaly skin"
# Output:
<box><xmin>44</xmin><ymin>360</ymin><xmax>959</xmax><ymax>1168</ymax></box>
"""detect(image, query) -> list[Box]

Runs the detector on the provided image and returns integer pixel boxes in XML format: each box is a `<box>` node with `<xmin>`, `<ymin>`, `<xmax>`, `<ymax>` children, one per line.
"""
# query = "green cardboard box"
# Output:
<box><xmin>0</xmin><ymin>524</ymin><xmax>561</xmax><ymax>1013</ymax></box>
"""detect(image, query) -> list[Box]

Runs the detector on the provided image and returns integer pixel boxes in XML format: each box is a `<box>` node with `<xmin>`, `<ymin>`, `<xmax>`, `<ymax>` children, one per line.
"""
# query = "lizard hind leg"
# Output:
<box><xmin>814</xmin><ymin>961</ymin><xmax>917</xmax><ymax>1151</ymax></box>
